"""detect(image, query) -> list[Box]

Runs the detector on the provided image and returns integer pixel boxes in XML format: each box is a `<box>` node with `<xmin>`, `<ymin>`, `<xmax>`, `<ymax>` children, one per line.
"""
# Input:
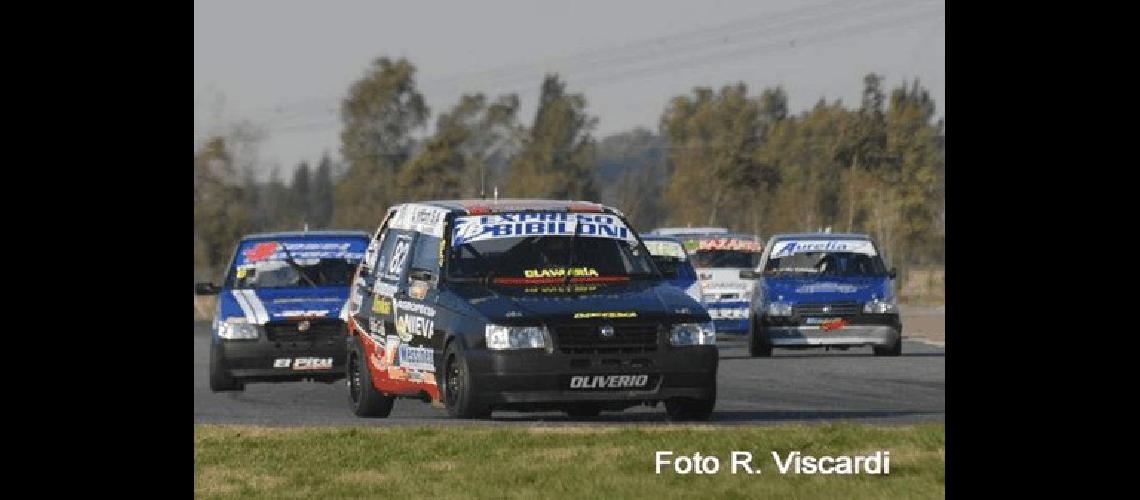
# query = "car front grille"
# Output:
<box><xmin>553</xmin><ymin>322</ymin><xmax>660</xmax><ymax>355</ymax></box>
<box><xmin>793</xmin><ymin>302</ymin><xmax>861</xmax><ymax>317</ymax></box>
<box><xmin>265</xmin><ymin>318</ymin><xmax>347</xmax><ymax>342</ymax></box>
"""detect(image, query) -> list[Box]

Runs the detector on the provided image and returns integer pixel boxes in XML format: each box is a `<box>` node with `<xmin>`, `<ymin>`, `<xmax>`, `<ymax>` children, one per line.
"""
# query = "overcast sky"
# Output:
<box><xmin>194</xmin><ymin>0</ymin><xmax>944</xmax><ymax>178</ymax></box>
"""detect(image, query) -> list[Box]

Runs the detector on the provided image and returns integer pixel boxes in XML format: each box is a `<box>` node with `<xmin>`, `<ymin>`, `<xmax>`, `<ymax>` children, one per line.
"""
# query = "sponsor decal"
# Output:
<box><xmin>239</xmin><ymin>240</ymin><xmax>365</xmax><ymax>264</ymax></box>
<box><xmin>704</xmin><ymin>281</ymin><xmax>749</xmax><ymax>290</ymax></box>
<box><xmin>570</xmin><ymin>374</ymin><xmax>650</xmax><ymax>389</ymax></box>
<box><xmin>644</xmin><ymin>241</ymin><xmax>686</xmax><ymax>259</ymax></box>
<box><xmin>374</xmin><ymin>281</ymin><xmax>397</xmax><ymax>298</ymax></box>
<box><xmin>770</xmin><ymin>240</ymin><xmax>876</xmax><ymax>258</ymax></box>
<box><xmin>243</xmin><ymin>242</ymin><xmax>279</xmax><ymax>262</ymax></box>
<box><xmin>795</xmin><ymin>283</ymin><xmax>859</xmax><ymax>294</ymax></box>
<box><xmin>451</xmin><ymin>212</ymin><xmax>636</xmax><ymax>246</ymax></box>
<box><xmin>272</xmin><ymin>297</ymin><xmax>343</xmax><ymax>303</ymax></box>
<box><xmin>293</xmin><ymin>357</ymin><xmax>333</xmax><ymax>370</ymax></box>
<box><xmin>273</xmin><ymin>358</ymin><xmax>291</xmax><ymax>368</ymax></box>
<box><xmin>371</xmin><ymin>296</ymin><xmax>392</xmax><ymax>315</ymax></box>
<box><xmin>397</xmin><ymin>344</ymin><xmax>435</xmax><ymax>372</ymax></box>
<box><xmin>395</xmin><ymin>314</ymin><xmax>434</xmax><ymax>342</ymax></box>
<box><xmin>383</xmin><ymin>335</ymin><xmax>400</xmax><ymax>367</ymax></box>
<box><xmin>819</xmin><ymin>318</ymin><xmax>847</xmax><ymax>331</ymax></box>
<box><xmin>573</xmin><ymin>311</ymin><xmax>638</xmax><ymax>319</ymax></box>
<box><xmin>273</xmin><ymin>310</ymin><xmax>329</xmax><ymax>318</ymax></box>
<box><xmin>693</xmin><ymin>238</ymin><xmax>762</xmax><ymax>252</ymax></box>
<box><xmin>394</xmin><ymin>300</ymin><xmax>436</xmax><ymax>317</ymax></box>
<box><xmin>524</xmin><ymin>284</ymin><xmax>600</xmax><ymax>294</ymax></box>
<box><xmin>524</xmin><ymin>267</ymin><xmax>599</xmax><ymax>278</ymax></box>
<box><xmin>388</xmin><ymin>204</ymin><xmax>449</xmax><ymax>237</ymax></box>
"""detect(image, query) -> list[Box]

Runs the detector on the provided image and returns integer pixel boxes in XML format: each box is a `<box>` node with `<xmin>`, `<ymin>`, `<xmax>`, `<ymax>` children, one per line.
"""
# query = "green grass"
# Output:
<box><xmin>195</xmin><ymin>423</ymin><xmax>944</xmax><ymax>499</ymax></box>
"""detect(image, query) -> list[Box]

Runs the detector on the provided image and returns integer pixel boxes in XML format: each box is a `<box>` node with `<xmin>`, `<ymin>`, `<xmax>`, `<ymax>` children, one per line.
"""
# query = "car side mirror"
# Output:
<box><xmin>888</xmin><ymin>268</ymin><xmax>898</xmax><ymax>280</ymax></box>
<box><xmin>195</xmin><ymin>282</ymin><xmax>219</xmax><ymax>295</ymax></box>
<box><xmin>409</xmin><ymin>268</ymin><xmax>434</xmax><ymax>283</ymax></box>
<box><xmin>740</xmin><ymin>270</ymin><xmax>760</xmax><ymax>279</ymax></box>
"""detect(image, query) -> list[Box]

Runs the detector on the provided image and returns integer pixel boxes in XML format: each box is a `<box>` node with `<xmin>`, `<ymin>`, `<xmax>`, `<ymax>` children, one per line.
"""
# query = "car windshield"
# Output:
<box><xmin>763</xmin><ymin>239</ymin><xmax>886</xmax><ymax>277</ymax></box>
<box><xmin>225</xmin><ymin>238</ymin><xmax>367</xmax><ymax>289</ymax></box>
<box><xmin>447</xmin><ymin>212</ymin><xmax>656</xmax><ymax>284</ymax></box>
<box><xmin>690</xmin><ymin>250</ymin><xmax>761</xmax><ymax>268</ymax></box>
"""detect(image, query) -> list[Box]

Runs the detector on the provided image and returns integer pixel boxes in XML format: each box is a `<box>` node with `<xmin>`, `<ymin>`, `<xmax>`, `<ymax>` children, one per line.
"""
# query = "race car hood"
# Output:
<box><xmin>218</xmin><ymin>286</ymin><xmax>352</xmax><ymax>324</ymax></box>
<box><xmin>759</xmin><ymin>276</ymin><xmax>891</xmax><ymax>304</ymax></box>
<box><xmin>448</xmin><ymin>280</ymin><xmax>708</xmax><ymax>324</ymax></box>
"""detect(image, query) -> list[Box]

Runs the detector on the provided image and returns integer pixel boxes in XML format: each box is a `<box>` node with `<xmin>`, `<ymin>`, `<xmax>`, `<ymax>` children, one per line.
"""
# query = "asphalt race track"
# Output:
<box><xmin>194</xmin><ymin>322</ymin><xmax>944</xmax><ymax>426</ymax></box>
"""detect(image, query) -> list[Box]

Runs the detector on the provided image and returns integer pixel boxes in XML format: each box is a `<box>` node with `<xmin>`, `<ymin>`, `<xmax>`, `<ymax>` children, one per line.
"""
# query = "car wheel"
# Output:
<box><xmin>564</xmin><ymin>403</ymin><xmax>602</xmax><ymax>419</ymax></box>
<box><xmin>347</xmin><ymin>338</ymin><xmax>395</xmax><ymax>417</ymax></box>
<box><xmin>873</xmin><ymin>337</ymin><xmax>902</xmax><ymax>357</ymax></box>
<box><xmin>665</xmin><ymin>380</ymin><xmax>716</xmax><ymax>421</ymax></box>
<box><xmin>442</xmin><ymin>342</ymin><xmax>490</xmax><ymax>419</ymax></box>
<box><xmin>748</xmin><ymin>321</ymin><xmax>773</xmax><ymax>357</ymax></box>
<box><xmin>209</xmin><ymin>344</ymin><xmax>244</xmax><ymax>392</ymax></box>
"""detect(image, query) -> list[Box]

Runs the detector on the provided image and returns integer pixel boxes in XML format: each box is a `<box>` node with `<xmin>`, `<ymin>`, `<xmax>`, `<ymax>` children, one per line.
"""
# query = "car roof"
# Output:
<box><xmin>768</xmin><ymin>232</ymin><xmax>872</xmax><ymax>241</ymax></box>
<box><xmin>647</xmin><ymin>227</ymin><xmax>729</xmax><ymax>235</ymax></box>
<box><xmin>241</xmin><ymin>230</ymin><xmax>370</xmax><ymax>241</ymax></box>
<box><xmin>409</xmin><ymin>199</ymin><xmax>616</xmax><ymax>214</ymax></box>
<box><xmin>675</xmin><ymin>232</ymin><xmax>761</xmax><ymax>240</ymax></box>
<box><xmin>640</xmin><ymin>235</ymin><xmax>683</xmax><ymax>242</ymax></box>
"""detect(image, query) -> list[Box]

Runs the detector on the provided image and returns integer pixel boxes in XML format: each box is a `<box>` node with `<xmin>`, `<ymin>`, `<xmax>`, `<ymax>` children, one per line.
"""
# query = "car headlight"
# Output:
<box><xmin>766</xmin><ymin>302</ymin><xmax>794</xmax><ymax>316</ymax></box>
<box><xmin>670</xmin><ymin>322</ymin><xmax>716</xmax><ymax>346</ymax></box>
<box><xmin>217</xmin><ymin>318</ymin><xmax>259</xmax><ymax>339</ymax></box>
<box><xmin>863</xmin><ymin>299</ymin><xmax>898</xmax><ymax>314</ymax></box>
<box><xmin>485</xmin><ymin>324</ymin><xmax>549</xmax><ymax>349</ymax></box>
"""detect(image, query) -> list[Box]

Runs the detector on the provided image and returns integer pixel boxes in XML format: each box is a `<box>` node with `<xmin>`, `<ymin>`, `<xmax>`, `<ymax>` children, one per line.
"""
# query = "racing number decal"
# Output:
<box><xmin>388</xmin><ymin>236</ymin><xmax>411</xmax><ymax>277</ymax></box>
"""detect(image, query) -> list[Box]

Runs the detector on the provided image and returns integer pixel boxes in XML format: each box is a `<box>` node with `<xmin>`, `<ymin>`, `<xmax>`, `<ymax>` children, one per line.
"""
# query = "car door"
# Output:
<box><xmin>387</xmin><ymin>230</ymin><xmax>443</xmax><ymax>385</ymax></box>
<box><xmin>353</xmin><ymin>227</ymin><xmax>413</xmax><ymax>343</ymax></box>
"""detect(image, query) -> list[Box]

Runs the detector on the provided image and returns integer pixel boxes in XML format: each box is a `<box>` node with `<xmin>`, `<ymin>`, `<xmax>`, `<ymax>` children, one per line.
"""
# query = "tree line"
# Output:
<box><xmin>195</xmin><ymin>56</ymin><xmax>944</xmax><ymax>281</ymax></box>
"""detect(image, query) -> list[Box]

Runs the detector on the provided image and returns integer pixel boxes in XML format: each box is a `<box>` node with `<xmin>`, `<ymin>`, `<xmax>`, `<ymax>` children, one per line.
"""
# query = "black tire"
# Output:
<box><xmin>748</xmin><ymin>320</ymin><xmax>773</xmax><ymax>357</ymax></box>
<box><xmin>442</xmin><ymin>342</ymin><xmax>491</xmax><ymax>419</ymax></box>
<box><xmin>209</xmin><ymin>344</ymin><xmax>244</xmax><ymax>392</ymax></box>
<box><xmin>665</xmin><ymin>379</ymin><xmax>716</xmax><ymax>421</ymax></box>
<box><xmin>873</xmin><ymin>337</ymin><xmax>902</xmax><ymax>357</ymax></box>
<box><xmin>564</xmin><ymin>403</ymin><xmax>602</xmax><ymax>419</ymax></box>
<box><xmin>347</xmin><ymin>338</ymin><xmax>395</xmax><ymax>417</ymax></box>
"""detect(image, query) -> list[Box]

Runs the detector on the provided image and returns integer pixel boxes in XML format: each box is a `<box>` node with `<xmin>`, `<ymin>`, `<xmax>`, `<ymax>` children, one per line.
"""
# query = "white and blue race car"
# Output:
<box><xmin>646</xmin><ymin>228</ymin><xmax>763</xmax><ymax>335</ymax></box>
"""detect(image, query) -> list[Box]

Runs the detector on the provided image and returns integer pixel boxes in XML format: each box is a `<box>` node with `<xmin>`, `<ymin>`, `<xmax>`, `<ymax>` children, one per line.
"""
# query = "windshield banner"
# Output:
<box><xmin>683</xmin><ymin>237</ymin><xmax>762</xmax><ymax>252</ymax></box>
<box><xmin>769</xmin><ymin>239</ymin><xmax>876</xmax><ymax>258</ymax></box>
<box><xmin>237</xmin><ymin>239</ymin><xmax>368</xmax><ymax>265</ymax></box>
<box><xmin>451</xmin><ymin>212</ymin><xmax>637</xmax><ymax>247</ymax></box>
<box><xmin>644</xmin><ymin>240</ymin><xmax>687</xmax><ymax>259</ymax></box>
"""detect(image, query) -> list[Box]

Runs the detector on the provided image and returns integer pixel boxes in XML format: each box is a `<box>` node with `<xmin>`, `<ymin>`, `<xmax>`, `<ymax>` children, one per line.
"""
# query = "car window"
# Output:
<box><xmin>225</xmin><ymin>237</ymin><xmax>367</xmax><ymax>289</ymax></box>
<box><xmin>376</xmin><ymin>229</ymin><xmax>414</xmax><ymax>286</ymax></box>
<box><xmin>410</xmin><ymin>233</ymin><xmax>442</xmax><ymax>277</ymax></box>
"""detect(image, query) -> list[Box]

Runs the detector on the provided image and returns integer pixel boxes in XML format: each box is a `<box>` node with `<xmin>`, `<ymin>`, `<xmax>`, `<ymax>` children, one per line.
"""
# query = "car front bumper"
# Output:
<box><xmin>464</xmin><ymin>346</ymin><xmax>718</xmax><ymax>408</ymax></box>
<box><xmin>761</xmin><ymin>324</ymin><xmax>900</xmax><ymax>347</ymax></box>
<box><xmin>214</xmin><ymin>335</ymin><xmax>347</xmax><ymax>382</ymax></box>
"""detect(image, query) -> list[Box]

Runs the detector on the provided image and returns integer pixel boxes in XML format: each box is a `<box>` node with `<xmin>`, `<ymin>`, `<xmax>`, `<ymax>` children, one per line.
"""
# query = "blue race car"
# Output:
<box><xmin>195</xmin><ymin>230</ymin><xmax>370</xmax><ymax>391</ymax></box>
<box><xmin>640</xmin><ymin>235</ymin><xmax>704</xmax><ymax>307</ymax></box>
<box><xmin>743</xmin><ymin>233</ymin><xmax>902</xmax><ymax>357</ymax></box>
